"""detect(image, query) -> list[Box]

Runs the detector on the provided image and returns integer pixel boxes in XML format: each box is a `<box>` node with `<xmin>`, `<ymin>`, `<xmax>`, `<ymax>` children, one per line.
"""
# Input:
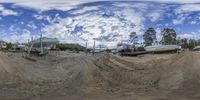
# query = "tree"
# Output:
<box><xmin>129</xmin><ymin>32</ymin><xmax>138</xmax><ymax>46</ymax></box>
<box><xmin>143</xmin><ymin>28</ymin><xmax>157</xmax><ymax>46</ymax></box>
<box><xmin>6</xmin><ymin>43</ymin><xmax>12</xmax><ymax>50</ymax></box>
<box><xmin>161</xmin><ymin>28</ymin><xmax>177</xmax><ymax>45</ymax></box>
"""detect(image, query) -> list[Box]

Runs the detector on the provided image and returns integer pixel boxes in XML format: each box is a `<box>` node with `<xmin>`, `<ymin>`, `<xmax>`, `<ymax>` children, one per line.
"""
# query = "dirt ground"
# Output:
<box><xmin>0</xmin><ymin>51</ymin><xmax>200</xmax><ymax>100</ymax></box>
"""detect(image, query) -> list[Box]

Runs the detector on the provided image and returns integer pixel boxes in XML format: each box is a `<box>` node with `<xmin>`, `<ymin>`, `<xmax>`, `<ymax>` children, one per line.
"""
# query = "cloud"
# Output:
<box><xmin>27</xmin><ymin>23</ymin><xmax>37</xmax><ymax>29</ymax></box>
<box><xmin>178</xmin><ymin>31</ymin><xmax>200</xmax><ymax>39</ymax></box>
<box><xmin>0</xmin><ymin>5</ymin><xmax>18</xmax><ymax>16</ymax></box>
<box><xmin>42</xmin><ymin>7</ymin><xmax>145</xmax><ymax>47</ymax></box>
<box><xmin>0</xmin><ymin>0</ymin><xmax>100</xmax><ymax>11</ymax></box>
<box><xmin>148</xmin><ymin>12</ymin><xmax>161</xmax><ymax>22</ymax></box>
<box><xmin>0</xmin><ymin>0</ymin><xmax>200</xmax><ymax>46</ymax></box>
<box><xmin>191</xmin><ymin>21</ymin><xmax>197</xmax><ymax>25</ymax></box>
<box><xmin>0</xmin><ymin>0</ymin><xmax>200</xmax><ymax>12</ymax></box>
<box><xmin>2</xmin><ymin>29</ymin><xmax>39</xmax><ymax>43</ymax></box>
<box><xmin>112</xmin><ymin>2</ymin><xmax>149</xmax><ymax>10</ymax></box>
<box><xmin>69</xmin><ymin>6</ymin><xmax>100</xmax><ymax>15</ymax></box>
<box><xmin>139</xmin><ymin>0</ymin><xmax>200</xmax><ymax>3</ymax></box>
<box><xmin>175</xmin><ymin>4</ymin><xmax>200</xmax><ymax>14</ymax></box>
<box><xmin>172</xmin><ymin>14</ymin><xmax>188</xmax><ymax>25</ymax></box>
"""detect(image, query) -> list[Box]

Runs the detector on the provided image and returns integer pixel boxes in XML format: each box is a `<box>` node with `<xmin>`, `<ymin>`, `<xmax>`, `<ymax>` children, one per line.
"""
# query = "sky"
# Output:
<box><xmin>0</xmin><ymin>0</ymin><xmax>200</xmax><ymax>48</ymax></box>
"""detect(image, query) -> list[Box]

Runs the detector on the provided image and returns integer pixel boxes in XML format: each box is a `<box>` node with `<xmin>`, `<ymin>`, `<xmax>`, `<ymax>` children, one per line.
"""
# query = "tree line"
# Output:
<box><xmin>130</xmin><ymin>28</ymin><xmax>200</xmax><ymax>49</ymax></box>
<box><xmin>143</xmin><ymin>28</ymin><xmax>177</xmax><ymax>46</ymax></box>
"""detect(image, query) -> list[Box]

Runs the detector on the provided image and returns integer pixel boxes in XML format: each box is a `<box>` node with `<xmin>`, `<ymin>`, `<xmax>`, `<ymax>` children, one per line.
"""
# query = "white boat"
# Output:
<box><xmin>145</xmin><ymin>45</ymin><xmax>181</xmax><ymax>52</ymax></box>
<box><xmin>193</xmin><ymin>46</ymin><xmax>200</xmax><ymax>51</ymax></box>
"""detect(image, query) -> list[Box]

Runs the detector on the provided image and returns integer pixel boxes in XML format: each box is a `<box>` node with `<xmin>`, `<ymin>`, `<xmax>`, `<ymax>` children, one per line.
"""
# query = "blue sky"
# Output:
<box><xmin>0</xmin><ymin>0</ymin><xmax>200</xmax><ymax>47</ymax></box>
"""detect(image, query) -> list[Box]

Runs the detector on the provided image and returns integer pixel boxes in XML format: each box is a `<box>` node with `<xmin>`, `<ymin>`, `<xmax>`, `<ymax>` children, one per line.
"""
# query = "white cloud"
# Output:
<box><xmin>0</xmin><ymin>0</ymin><xmax>99</xmax><ymax>11</ymax></box>
<box><xmin>70</xmin><ymin>6</ymin><xmax>99</xmax><ymax>14</ymax></box>
<box><xmin>191</xmin><ymin>21</ymin><xmax>197</xmax><ymax>25</ymax></box>
<box><xmin>175</xmin><ymin>4</ymin><xmax>200</xmax><ymax>14</ymax></box>
<box><xmin>2</xmin><ymin>29</ymin><xmax>38</xmax><ymax>43</ymax></box>
<box><xmin>112</xmin><ymin>2</ymin><xmax>149</xmax><ymax>10</ymax></box>
<box><xmin>0</xmin><ymin>0</ymin><xmax>200</xmax><ymax>46</ymax></box>
<box><xmin>172</xmin><ymin>14</ymin><xmax>188</xmax><ymax>25</ymax></box>
<box><xmin>178</xmin><ymin>31</ymin><xmax>200</xmax><ymax>39</ymax></box>
<box><xmin>0</xmin><ymin>5</ymin><xmax>18</xmax><ymax>16</ymax></box>
<box><xmin>0</xmin><ymin>0</ymin><xmax>199</xmax><ymax>12</ymax></box>
<box><xmin>149</xmin><ymin>12</ymin><xmax>161</xmax><ymax>22</ymax></box>
<box><xmin>27</xmin><ymin>23</ymin><xmax>37</xmax><ymax>29</ymax></box>
<box><xmin>42</xmin><ymin>7</ymin><xmax>145</xmax><ymax>47</ymax></box>
<box><xmin>33</xmin><ymin>14</ymin><xmax>46</xmax><ymax>20</ymax></box>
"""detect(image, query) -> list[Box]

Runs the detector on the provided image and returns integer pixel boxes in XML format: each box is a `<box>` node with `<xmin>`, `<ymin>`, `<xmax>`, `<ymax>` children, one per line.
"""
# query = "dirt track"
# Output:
<box><xmin>0</xmin><ymin>51</ymin><xmax>200</xmax><ymax>100</ymax></box>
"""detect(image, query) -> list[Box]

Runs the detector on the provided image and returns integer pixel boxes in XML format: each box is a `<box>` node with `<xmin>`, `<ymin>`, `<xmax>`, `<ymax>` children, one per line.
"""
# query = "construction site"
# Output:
<box><xmin>1</xmin><ymin>1</ymin><xmax>200</xmax><ymax>100</ymax></box>
<box><xmin>0</xmin><ymin>48</ymin><xmax>200</xmax><ymax>100</ymax></box>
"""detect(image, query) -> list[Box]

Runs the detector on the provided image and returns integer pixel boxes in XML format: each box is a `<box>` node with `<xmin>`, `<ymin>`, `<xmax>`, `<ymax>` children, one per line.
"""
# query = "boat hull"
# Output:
<box><xmin>145</xmin><ymin>45</ymin><xmax>181</xmax><ymax>53</ymax></box>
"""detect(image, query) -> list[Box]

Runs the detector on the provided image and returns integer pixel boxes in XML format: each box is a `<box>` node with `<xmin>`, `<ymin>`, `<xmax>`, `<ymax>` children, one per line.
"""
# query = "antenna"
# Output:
<box><xmin>93</xmin><ymin>38</ymin><xmax>96</xmax><ymax>56</ymax></box>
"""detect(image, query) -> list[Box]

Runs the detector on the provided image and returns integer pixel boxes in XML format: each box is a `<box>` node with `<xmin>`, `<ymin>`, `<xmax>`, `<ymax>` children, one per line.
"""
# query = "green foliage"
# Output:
<box><xmin>136</xmin><ymin>47</ymin><xmax>145</xmax><ymax>51</ymax></box>
<box><xmin>6</xmin><ymin>43</ymin><xmax>12</xmax><ymax>50</ymax></box>
<box><xmin>143</xmin><ymin>28</ymin><xmax>157</xmax><ymax>46</ymax></box>
<box><xmin>161</xmin><ymin>28</ymin><xmax>177</xmax><ymax>45</ymax></box>
<box><xmin>177</xmin><ymin>39</ymin><xmax>199</xmax><ymax>50</ymax></box>
<box><xmin>56</xmin><ymin>43</ymin><xmax>86</xmax><ymax>52</ymax></box>
<box><xmin>105</xmin><ymin>49</ymin><xmax>111</xmax><ymax>53</ymax></box>
<box><xmin>118</xmin><ymin>48</ymin><xmax>132</xmax><ymax>53</ymax></box>
<box><xmin>129</xmin><ymin>32</ymin><xmax>138</xmax><ymax>45</ymax></box>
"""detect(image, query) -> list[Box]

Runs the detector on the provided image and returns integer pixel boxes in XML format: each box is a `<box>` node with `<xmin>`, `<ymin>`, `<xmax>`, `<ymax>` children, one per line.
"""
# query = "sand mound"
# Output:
<box><xmin>92</xmin><ymin>52</ymin><xmax>200</xmax><ymax>99</ymax></box>
<box><xmin>0</xmin><ymin>51</ymin><xmax>200</xmax><ymax>99</ymax></box>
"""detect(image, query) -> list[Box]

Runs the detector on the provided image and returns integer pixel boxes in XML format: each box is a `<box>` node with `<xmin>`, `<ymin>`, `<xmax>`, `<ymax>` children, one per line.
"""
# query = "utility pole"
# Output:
<box><xmin>93</xmin><ymin>38</ymin><xmax>96</xmax><ymax>56</ymax></box>
<box><xmin>194</xmin><ymin>36</ymin><xmax>196</xmax><ymax>47</ymax></box>
<box><xmin>85</xmin><ymin>41</ymin><xmax>88</xmax><ymax>54</ymax></box>
<box><xmin>40</xmin><ymin>32</ymin><xmax>44</xmax><ymax>55</ymax></box>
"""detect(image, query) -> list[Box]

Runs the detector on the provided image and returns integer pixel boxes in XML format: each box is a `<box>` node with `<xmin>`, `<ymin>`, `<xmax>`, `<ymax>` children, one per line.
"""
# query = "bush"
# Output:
<box><xmin>136</xmin><ymin>47</ymin><xmax>145</xmax><ymax>51</ymax></box>
<box><xmin>56</xmin><ymin>44</ymin><xmax>86</xmax><ymax>52</ymax></box>
<box><xmin>6</xmin><ymin>43</ymin><xmax>12</xmax><ymax>50</ymax></box>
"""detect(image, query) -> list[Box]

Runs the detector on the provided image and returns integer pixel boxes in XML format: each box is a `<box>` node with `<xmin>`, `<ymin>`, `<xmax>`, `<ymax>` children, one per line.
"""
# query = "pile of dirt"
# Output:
<box><xmin>91</xmin><ymin>52</ymin><xmax>200</xmax><ymax>99</ymax></box>
<box><xmin>0</xmin><ymin>51</ymin><xmax>200</xmax><ymax>100</ymax></box>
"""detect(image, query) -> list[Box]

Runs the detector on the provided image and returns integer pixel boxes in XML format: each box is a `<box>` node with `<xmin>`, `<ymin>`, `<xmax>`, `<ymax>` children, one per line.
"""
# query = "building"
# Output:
<box><xmin>28</xmin><ymin>37</ymin><xmax>59</xmax><ymax>55</ymax></box>
<box><xmin>30</xmin><ymin>37</ymin><xmax>59</xmax><ymax>49</ymax></box>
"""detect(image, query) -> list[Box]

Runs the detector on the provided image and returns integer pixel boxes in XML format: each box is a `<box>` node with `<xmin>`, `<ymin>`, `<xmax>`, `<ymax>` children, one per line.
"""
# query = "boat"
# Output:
<box><xmin>145</xmin><ymin>45</ymin><xmax>181</xmax><ymax>53</ymax></box>
<box><xmin>193</xmin><ymin>46</ymin><xmax>200</xmax><ymax>52</ymax></box>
